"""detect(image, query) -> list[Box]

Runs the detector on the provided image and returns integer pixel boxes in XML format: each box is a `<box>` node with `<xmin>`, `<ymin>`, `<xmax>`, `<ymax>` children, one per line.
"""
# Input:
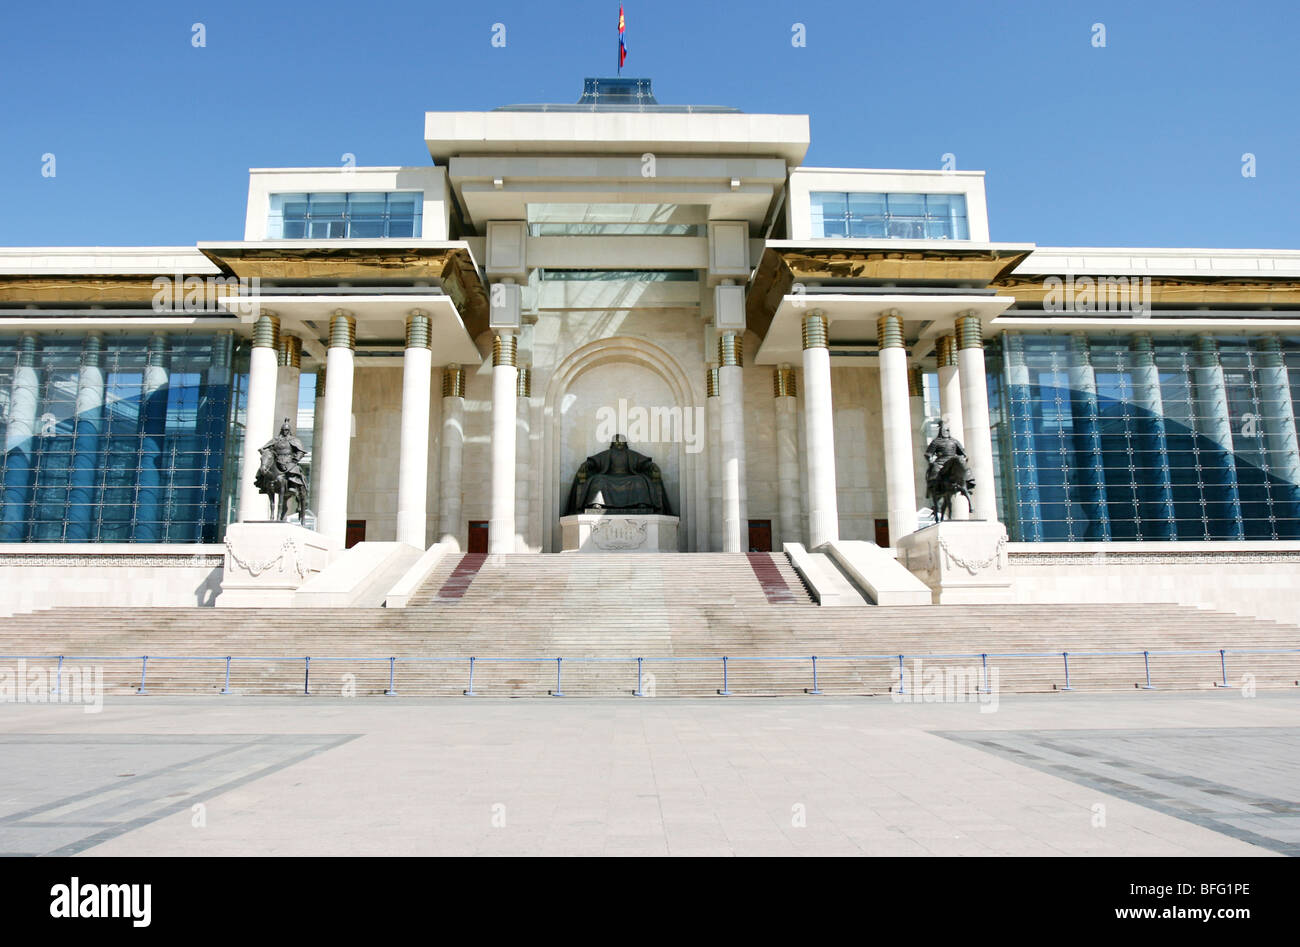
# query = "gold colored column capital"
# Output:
<box><xmin>252</xmin><ymin>313</ymin><xmax>281</xmax><ymax>350</ymax></box>
<box><xmin>516</xmin><ymin>366</ymin><xmax>532</xmax><ymax>398</ymax></box>
<box><xmin>328</xmin><ymin>311</ymin><xmax>356</xmax><ymax>350</ymax></box>
<box><xmin>277</xmin><ymin>334</ymin><xmax>303</xmax><ymax>368</ymax></box>
<box><xmin>405</xmin><ymin>310</ymin><xmax>432</xmax><ymax>350</ymax></box>
<box><xmin>955</xmin><ymin>312</ymin><xmax>983</xmax><ymax>350</ymax></box>
<box><xmin>492</xmin><ymin>333</ymin><xmax>518</xmax><ymax>368</ymax></box>
<box><xmin>877</xmin><ymin>312</ymin><xmax>905</xmax><ymax>350</ymax></box>
<box><xmin>718</xmin><ymin>332</ymin><xmax>743</xmax><ymax>367</ymax></box>
<box><xmin>801</xmin><ymin>312</ymin><xmax>829</xmax><ymax>350</ymax></box>
<box><xmin>442</xmin><ymin>364</ymin><xmax>466</xmax><ymax>398</ymax></box>
<box><xmin>773</xmin><ymin>366</ymin><xmax>798</xmax><ymax>398</ymax></box>
<box><xmin>705</xmin><ymin>366</ymin><xmax>720</xmax><ymax>398</ymax></box>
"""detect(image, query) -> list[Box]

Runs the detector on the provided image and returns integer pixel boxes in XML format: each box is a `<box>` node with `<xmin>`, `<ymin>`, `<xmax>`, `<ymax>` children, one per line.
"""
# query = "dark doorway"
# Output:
<box><xmin>748</xmin><ymin>520</ymin><xmax>772</xmax><ymax>552</ymax></box>
<box><xmin>467</xmin><ymin>520</ymin><xmax>489</xmax><ymax>554</ymax></box>
<box><xmin>874</xmin><ymin>518</ymin><xmax>890</xmax><ymax>547</ymax></box>
<box><xmin>345</xmin><ymin>520</ymin><xmax>366</xmax><ymax>549</ymax></box>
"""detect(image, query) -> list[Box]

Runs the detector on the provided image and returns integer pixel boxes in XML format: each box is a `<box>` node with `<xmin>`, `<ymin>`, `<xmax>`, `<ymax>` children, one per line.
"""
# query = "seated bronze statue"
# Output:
<box><xmin>565</xmin><ymin>436</ymin><xmax>673</xmax><ymax>516</ymax></box>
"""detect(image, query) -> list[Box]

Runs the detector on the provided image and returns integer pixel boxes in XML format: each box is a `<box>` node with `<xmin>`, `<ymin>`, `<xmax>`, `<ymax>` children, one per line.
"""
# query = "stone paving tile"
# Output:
<box><xmin>0</xmin><ymin>692</ymin><xmax>1293</xmax><ymax>856</ymax></box>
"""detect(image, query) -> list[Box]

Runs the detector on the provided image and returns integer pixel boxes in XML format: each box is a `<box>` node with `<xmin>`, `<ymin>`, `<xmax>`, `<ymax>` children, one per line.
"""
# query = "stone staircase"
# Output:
<box><xmin>0</xmin><ymin>552</ymin><xmax>1296</xmax><ymax>698</ymax></box>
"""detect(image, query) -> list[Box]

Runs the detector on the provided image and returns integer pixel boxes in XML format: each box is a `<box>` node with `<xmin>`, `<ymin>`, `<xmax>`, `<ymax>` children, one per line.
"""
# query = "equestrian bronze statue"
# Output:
<box><xmin>254</xmin><ymin>418</ymin><xmax>308</xmax><ymax>523</ymax></box>
<box><xmin>924</xmin><ymin>420</ymin><xmax>975</xmax><ymax>523</ymax></box>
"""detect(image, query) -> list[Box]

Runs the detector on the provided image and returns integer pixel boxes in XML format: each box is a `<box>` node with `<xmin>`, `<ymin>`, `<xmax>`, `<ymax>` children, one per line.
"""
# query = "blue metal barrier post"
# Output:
<box><xmin>897</xmin><ymin>654</ymin><xmax>906</xmax><ymax>695</ymax></box>
<box><xmin>805</xmin><ymin>656</ymin><xmax>823</xmax><ymax>695</ymax></box>
<box><xmin>385</xmin><ymin>657</ymin><xmax>398</xmax><ymax>697</ymax></box>
<box><xmin>717</xmin><ymin>656</ymin><xmax>733</xmax><ymax>696</ymax></box>
<box><xmin>1061</xmin><ymin>651</ymin><xmax>1073</xmax><ymax>692</ymax></box>
<box><xmin>1215</xmin><ymin>649</ymin><xmax>1233</xmax><ymax>688</ymax></box>
<box><xmin>463</xmin><ymin>657</ymin><xmax>477</xmax><ymax>696</ymax></box>
<box><xmin>634</xmin><ymin>657</ymin><xmax>644</xmax><ymax>697</ymax></box>
<box><xmin>1142</xmin><ymin>651</ymin><xmax>1155</xmax><ymax>690</ymax></box>
<box><xmin>221</xmin><ymin>656</ymin><xmax>232</xmax><ymax>695</ymax></box>
<box><xmin>303</xmin><ymin>656</ymin><xmax>311</xmax><ymax>696</ymax></box>
<box><xmin>980</xmin><ymin>653</ymin><xmax>990</xmax><ymax>694</ymax></box>
<box><xmin>551</xmin><ymin>657</ymin><xmax>565</xmax><ymax>697</ymax></box>
<box><xmin>137</xmin><ymin>656</ymin><xmax>149</xmax><ymax>695</ymax></box>
<box><xmin>54</xmin><ymin>655</ymin><xmax>63</xmax><ymax>697</ymax></box>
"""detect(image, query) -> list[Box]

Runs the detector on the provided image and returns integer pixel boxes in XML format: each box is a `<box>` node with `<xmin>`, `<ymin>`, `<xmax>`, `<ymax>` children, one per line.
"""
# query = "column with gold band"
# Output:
<box><xmin>877</xmin><ymin>312</ymin><xmax>917</xmax><ymax>545</ymax></box>
<box><xmin>908</xmin><ymin>365</ymin><xmax>929</xmax><ymax>514</ymax></box>
<box><xmin>705</xmin><ymin>365</ymin><xmax>722</xmax><ymax>550</ymax></box>
<box><xmin>438</xmin><ymin>364</ymin><xmax>466</xmax><ymax>549</ymax></box>
<box><xmin>801</xmin><ymin>312</ymin><xmax>839</xmax><ymax>547</ymax></box>
<box><xmin>239</xmin><ymin>314</ymin><xmax>280</xmax><ymax>521</ymax></box>
<box><xmin>773</xmin><ymin>364</ymin><xmax>801</xmax><ymax>547</ymax></box>
<box><xmin>309</xmin><ymin>368</ymin><xmax>326</xmax><ymax>518</ymax></box>
<box><xmin>717</xmin><ymin>331</ymin><xmax>746</xmax><ymax>552</ymax></box>
<box><xmin>317</xmin><ymin>311</ymin><xmax>356</xmax><ymax>544</ymax></box>
<box><xmin>489</xmin><ymin>332</ymin><xmax>518</xmax><ymax>554</ymax></box>
<box><xmin>396</xmin><ymin>311</ymin><xmax>433</xmax><ymax>548</ymax></box>
<box><xmin>935</xmin><ymin>334</ymin><xmax>967</xmax><ymax>519</ymax></box>
<box><xmin>955</xmin><ymin>313</ymin><xmax>998</xmax><ymax>522</ymax></box>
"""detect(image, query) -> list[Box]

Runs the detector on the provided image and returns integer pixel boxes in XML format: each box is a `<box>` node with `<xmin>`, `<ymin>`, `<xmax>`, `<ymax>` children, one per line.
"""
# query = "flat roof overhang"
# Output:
<box><xmin>424</xmin><ymin>111</ymin><xmax>811</xmax><ymax>164</ymax></box>
<box><xmin>994</xmin><ymin>273</ymin><xmax>1300</xmax><ymax>308</ymax></box>
<box><xmin>216</xmin><ymin>294</ymin><xmax>480</xmax><ymax>363</ymax></box>
<box><xmin>747</xmin><ymin>242</ymin><xmax>1035</xmax><ymax>340</ymax></box>
<box><xmin>198</xmin><ymin>241</ymin><xmax>488</xmax><ymax>339</ymax></box>
<box><xmin>754</xmin><ymin>294</ymin><xmax>1016</xmax><ymax>365</ymax></box>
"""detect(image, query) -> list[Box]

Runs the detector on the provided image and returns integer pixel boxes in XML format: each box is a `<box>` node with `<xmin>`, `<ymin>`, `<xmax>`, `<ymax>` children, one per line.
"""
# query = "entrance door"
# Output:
<box><xmin>345</xmin><ymin>520</ymin><xmax>366</xmax><ymax>548</ymax></box>
<box><xmin>748</xmin><ymin>520</ymin><xmax>772</xmax><ymax>552</ymax></box>
<box><xmin>874</xmin><ymin>518</ymin><xmax>890</xmax><ymax>548</ymax></box>
<box><xmin>467</xmin><ymin>521</ymin><xmax>489</xmax><ymax>554</ymax></box>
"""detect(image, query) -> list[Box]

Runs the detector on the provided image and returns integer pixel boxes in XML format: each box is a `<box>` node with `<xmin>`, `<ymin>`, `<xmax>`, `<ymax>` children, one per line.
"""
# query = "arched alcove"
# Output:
<box><xmin>541</xmin><ymin>337</ymin><xmax>705</xmax><ymax>552</ymax></box>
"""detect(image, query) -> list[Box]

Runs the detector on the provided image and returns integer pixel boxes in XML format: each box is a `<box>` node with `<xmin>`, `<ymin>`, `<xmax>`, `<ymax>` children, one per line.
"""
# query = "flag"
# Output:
<box><xmin>618</xmin><ymin>6</ymin><xmax>627</xmax><ymax>72</ymax></box>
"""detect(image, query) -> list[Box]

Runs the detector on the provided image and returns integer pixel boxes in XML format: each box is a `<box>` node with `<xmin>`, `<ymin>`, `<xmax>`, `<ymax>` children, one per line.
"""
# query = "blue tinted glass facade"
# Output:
<box><xmin>810</xmin><ymin>192</ymin><xmax>970</xmax><ymax>240</ymax></box>
<box><xmin>995</xmin><ymin>331</ymin><xmax>1300</xmax><ymax>541</ymax></box>
<box><xmin>0</xmin><ymin>332</ymin><xmax>237</xmax><ymax>543</ymax></box>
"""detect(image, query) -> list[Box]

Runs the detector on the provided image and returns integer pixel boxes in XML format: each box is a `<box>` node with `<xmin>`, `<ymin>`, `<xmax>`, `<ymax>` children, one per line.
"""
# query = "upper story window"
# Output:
<box><xmin>810</xmin><ymin>192</ymin><xmax>969</xmax><ymax>240</ymax></box>
<box><xmin>267</xmin><ymin>192</ymin><xmax>423</xmax><ymax>239</ymax></box>
<box><xmin>526</xmin><ymin>203</ymin><xmax>704</xmax><ymax>236</ymax></box>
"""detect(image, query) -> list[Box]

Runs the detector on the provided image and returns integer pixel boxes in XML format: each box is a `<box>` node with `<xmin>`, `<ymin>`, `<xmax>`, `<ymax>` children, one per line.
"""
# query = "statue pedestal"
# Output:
<box><xmin>560</xmin><ymin>514</ymin><xmax>679</xmax><ymax>553</ymax></box>
<box><xmin>217</xmin><ymin>522</ymin><xmax>339</xmax><ymax>608</ymax></box>
<box><xmin>895</xmin><ymin>520</ymin><xmax>1012</xmax><ymax>605</ymax></box>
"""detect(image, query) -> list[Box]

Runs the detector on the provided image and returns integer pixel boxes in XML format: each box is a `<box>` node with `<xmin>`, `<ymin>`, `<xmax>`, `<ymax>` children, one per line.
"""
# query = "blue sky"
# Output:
<box><xmin>1</xmin><ymin>0</ymin><xmax>1296</xmax><ymax>248</ymax></box>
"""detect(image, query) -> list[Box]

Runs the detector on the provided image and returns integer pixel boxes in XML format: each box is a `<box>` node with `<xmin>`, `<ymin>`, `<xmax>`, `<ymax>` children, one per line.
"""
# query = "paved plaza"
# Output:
<box><xmin>0</xmin><ymin>692</ymin><xmax>1296</xmax><ymax>856</ymax></box>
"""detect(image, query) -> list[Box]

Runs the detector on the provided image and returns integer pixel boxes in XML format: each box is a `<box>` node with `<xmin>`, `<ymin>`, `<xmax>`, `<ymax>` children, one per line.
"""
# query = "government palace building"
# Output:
<box><xmin>2</xmin><ymin>76</ymin><xmax>1299</xmax><ymax>656</ymax></box>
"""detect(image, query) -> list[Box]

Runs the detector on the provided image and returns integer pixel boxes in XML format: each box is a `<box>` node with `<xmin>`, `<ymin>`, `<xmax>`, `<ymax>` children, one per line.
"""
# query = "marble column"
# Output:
<box><xmin>878</xmin><ymin>312</ymin><xmax>917</xmax><ymax>546</ymax></box>
<box><xmin>396</xmin><ymin>311</ymin><xmax>432</xmax><ymax>549</ymax></box>
<box><xmin>801</xmin><ymin>312</ymin><xmax>840</xmax><ymax>548</ymax></box>
<box><xmin>1004</xmin><ymin>334</ymin><xmax>1044</xmax><ymax>541</ymax></box>
<box><xmin>706</xmin><ymin>366</ymin><xmax>722</xmax><ymax>551</ymax></box>
<box><xmin>908</xmin><ymin>365</ymin><xmax>929</xmax><ymax>511</ymax></box>
<box><xmin>0</xmin><ymin>334</ymin><xmax>39</xmax><ymax>541</ymax></box>
<box><xmin>717</xmin><ymin>331</ymin><xmax>746</xmax><ymax>552</ymax></box>
<box><xmin>936</xmin><ymin>334</ymin><xmax>968</xmax><ymax>520</ymax></box>
<box><xmin>274</xmin><ymin>334</ymin><xmax>302</xmax><ymax>435</ymax></box>
<box><xmin>438</xmin><ymin>365</ymin><xmax>466</xmax><ymax>550</ymax></box>
<box><xmin>955</xmin><ymin>314</ymin><xmax>998</xmax><ymax>523</ymax></box>
<box><xmin>133</xmin><ymin>332</ymin><xmax>169</xmax><ymax>541</ymax></box>
<box><xmin>514</xmin><ymin>367</ymin><xmax>532</xmax><ymax>552</ymax></box>
<box><xmin>238</xmin><ymin>314</ymin><xmax>280</xmax><ymax>522</ymax></box>
<box><xmin>1129</xmin><ymin>334</ymin><xmax>1176</xmax><ymax>539</ymax></box>
<box><xmin>1192</xmin><ymin>334</ymin><xmax>1244</xmax><ymax>539</ymax></box>
<box><xmin>489</xmin><ymin>332</ymin><xmax>517</xmax><ymax>555</ymax></box>
<box><xmin>316</xmin><ymin>312</ymin><xmax>356</xmax><ymax>545</ymax></box>
<box><xmin>308</xmin><ymin>368</ymin><xmax>326</xmax><ymax>518</ymax></box>
<box><xmin>1067</xmin><ymin>333</ymin><xmax>1111</xmax><ymax>540</ymax></box>
<box><xmin>773</xmin><ymin>365</ymin><xmax>800</xmax><ymax>548</ymax></box>
<box><xmin>66</xmin><ymin>333</ymin><xmax>104</xmax><ymax>541</ymax></box>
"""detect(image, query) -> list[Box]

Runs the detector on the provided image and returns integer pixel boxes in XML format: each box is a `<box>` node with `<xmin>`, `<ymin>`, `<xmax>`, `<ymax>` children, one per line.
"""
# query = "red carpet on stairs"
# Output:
<box><xmin>747</xmin><ymin>552</ymin><xmax>799</xmax><ymax>604</ymax></box>
<box><xmin>435</xmin><ymin>554</ymin><xmax>488</xmax><ymax>600</ymax></box>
